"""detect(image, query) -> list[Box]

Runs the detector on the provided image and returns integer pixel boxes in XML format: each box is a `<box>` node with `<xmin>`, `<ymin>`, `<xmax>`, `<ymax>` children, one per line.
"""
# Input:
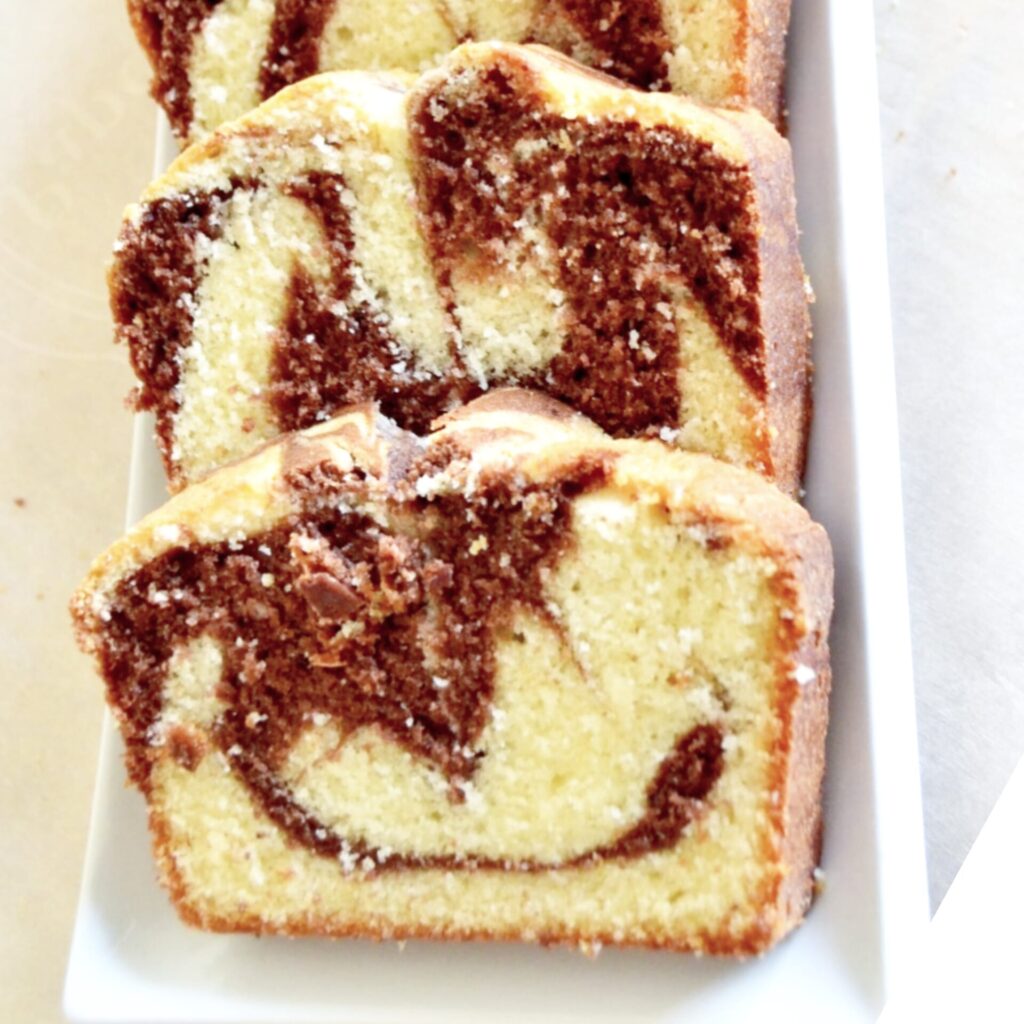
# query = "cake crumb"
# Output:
<box><xmin>793</xmin><ymin>664</ymin><xmax>817</xmax><ymax>686</ymax></box>
<box><xmin>155</xmin><ymin>523</ymin><xmax>182</xmax><ymax>544</ymax></box>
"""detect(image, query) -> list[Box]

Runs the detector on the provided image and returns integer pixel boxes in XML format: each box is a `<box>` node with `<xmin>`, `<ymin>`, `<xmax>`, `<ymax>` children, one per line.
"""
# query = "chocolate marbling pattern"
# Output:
<box><xmin>92</xmin><ymin>441</ymin><xmax>723</xmax><ymax>869</ymax></box>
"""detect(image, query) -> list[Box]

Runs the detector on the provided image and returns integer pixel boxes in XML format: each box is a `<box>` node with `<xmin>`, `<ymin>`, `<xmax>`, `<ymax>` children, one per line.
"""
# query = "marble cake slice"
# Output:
<box><xmin>72</xmin><ymin>389</ymin><xmax>833</xmax><ymax>954</ymax></box>
<box><xmin>129</xmin><ymin>0</ymin><xmax>793</xmax><ymax>144</ymax></box>
<box><xmin>111</xmin><ymin>42</ymin><xmax>811</xmax><ymax>494</ymax></box>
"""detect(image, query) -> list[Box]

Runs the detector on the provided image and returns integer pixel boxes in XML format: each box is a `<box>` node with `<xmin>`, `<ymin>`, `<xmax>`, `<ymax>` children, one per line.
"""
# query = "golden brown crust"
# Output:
<box><xmin>764</xmin><ymin>521</ymin><xmax>833</xmax><ymax>936</ymax></box>
<box><xmin>159</xmin><ymin>879</ymin><xmax>783</xmax><ymax>958</ymax></box>
<box><xmin>125</xmin><ymin>0</ymin><xmax>150</xmax><ymax>56</ymax></box>
<box><xmin>742</xmin><ymin>0</ymin><xmax>793</xmax><ymax>129</ymax></box>
<box><xmin>432</xmin><ymin>387</ymin><xmax>585</xmax><ymax>428</ymax></box>
<box><xmin>723</xmin><ymin>109</ymin><xmax>811</xmax><ymax>489</ymax></box>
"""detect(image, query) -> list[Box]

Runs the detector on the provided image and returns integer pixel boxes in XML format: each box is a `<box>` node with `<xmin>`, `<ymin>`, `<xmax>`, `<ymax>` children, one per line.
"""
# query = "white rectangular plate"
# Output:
<box><xmin>65</xmin><ymin>2</ymin><xmax>929</xmax><ymax>1020</ymax></box>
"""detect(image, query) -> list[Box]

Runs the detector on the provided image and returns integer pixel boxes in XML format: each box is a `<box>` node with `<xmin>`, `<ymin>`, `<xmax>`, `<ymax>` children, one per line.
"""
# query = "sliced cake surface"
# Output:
<box><xmin>111</xmin><ymin>41</ymin><xmax>810</xmax><ymax>494</ymax></box>
<box><xmin>129</xmin><ymin>0</ymin><xmax>792</xmax><ymax>144</ymax></box>
<box><xmin>72</xmin><ymin>390</ymin><xmax>833</xmax><ymax>955</ymax></box>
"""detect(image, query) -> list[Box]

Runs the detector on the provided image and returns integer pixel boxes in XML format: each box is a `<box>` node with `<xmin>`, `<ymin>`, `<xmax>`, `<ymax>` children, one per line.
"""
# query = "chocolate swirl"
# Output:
<box><xmin>94</xmin><ymin>443</ymin><xmax>723</xmax><ymax>869</ymax></box>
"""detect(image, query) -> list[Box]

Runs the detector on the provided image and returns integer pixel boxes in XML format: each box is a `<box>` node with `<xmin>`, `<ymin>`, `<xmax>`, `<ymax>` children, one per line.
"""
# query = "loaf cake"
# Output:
<box><xmin>72</xmin><ymin>390</ymin><xmax>833</xmax><ymax>954</ymax></box>
<box><xmin>111</xmin><ymin>41</ymin><xmax>810</xmax><ymax>494</ymax></box>
<box><xmin>129</xmin><ymin>0</ymin><xmax>792</xmax><ymax>144</ymax></box>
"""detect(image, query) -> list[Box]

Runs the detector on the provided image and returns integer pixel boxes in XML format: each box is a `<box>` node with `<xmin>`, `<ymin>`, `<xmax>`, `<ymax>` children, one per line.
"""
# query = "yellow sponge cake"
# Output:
<box><xmin>72</xmin><ymin>391</ymin><xmax>833</xmax><ymax>954</ymax></box>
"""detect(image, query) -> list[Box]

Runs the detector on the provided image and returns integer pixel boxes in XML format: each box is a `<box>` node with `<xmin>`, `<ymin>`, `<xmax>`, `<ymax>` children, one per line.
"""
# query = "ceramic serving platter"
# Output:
<box><xmin>64</xmin><ymin>2</ymin><xmax>928</xmax><ymax>1019</ymax></box>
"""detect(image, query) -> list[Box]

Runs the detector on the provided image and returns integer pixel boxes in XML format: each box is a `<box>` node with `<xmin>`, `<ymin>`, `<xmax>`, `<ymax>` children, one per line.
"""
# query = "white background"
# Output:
<box><xmin>874</xmin><ymin>0</ymin><xmax>1024</xmax><ymax>909</ymax></box>
<box><xmin>0</xmin><ymin>1</ymin><xmax>1020</xmax><ymax>1019</ymax></box>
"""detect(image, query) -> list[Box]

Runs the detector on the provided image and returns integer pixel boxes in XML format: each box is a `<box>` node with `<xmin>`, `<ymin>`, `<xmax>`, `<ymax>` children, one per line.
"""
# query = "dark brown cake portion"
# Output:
<box><xmin>410</xmin><ymin>61</ymin><xmax>767</xmax><ymax>410</ymax></box>
<box><xmin>268</xmin><ymin>172</ymin><xmax>461</xmax><ymax>434</ymax></box>
<box><xmin>128</xmin><ymin>0</ymin><xmax>222</xmax><ymax>137</ymax></box>
<box><xmin>110</xmin><ymin>187</ymin><xmax>233</xmax><ymax>460</ymax></box>
<box><xmin>260</xmin><ymin>0</ymin><xmax>338</xmax><ymax>100</ymax></box>
<box><xmin>527</xmin><ymin>0</ymin><xmax>675</xmax><ymax>91</ymax></box>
